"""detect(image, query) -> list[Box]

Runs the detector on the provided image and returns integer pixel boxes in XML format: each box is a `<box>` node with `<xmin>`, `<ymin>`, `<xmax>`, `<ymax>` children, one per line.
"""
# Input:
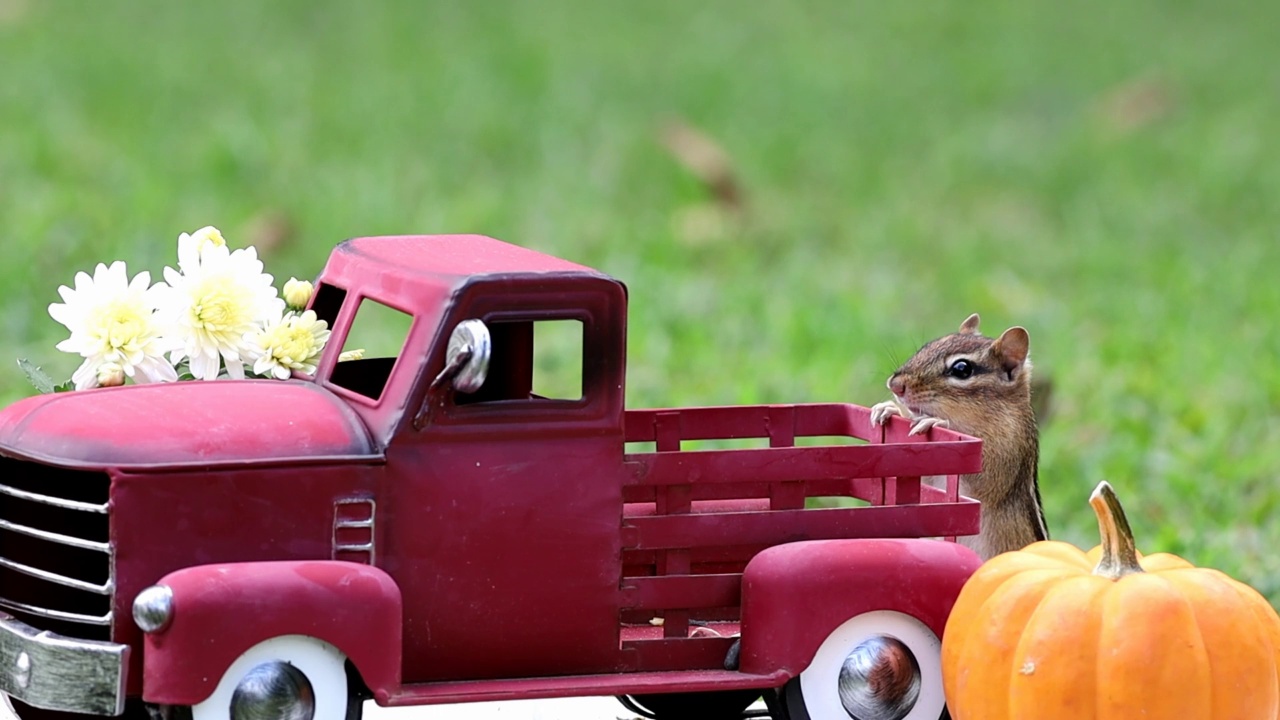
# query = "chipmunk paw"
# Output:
<box><xmin>870</xmin><ymin>401</ymin><xmax>904</xmax><ymax>426</ymax></box>
<box><xmin>908</xmin><ymin>416</ymin><xmax>949</xmax><ymax>436</ymax></box>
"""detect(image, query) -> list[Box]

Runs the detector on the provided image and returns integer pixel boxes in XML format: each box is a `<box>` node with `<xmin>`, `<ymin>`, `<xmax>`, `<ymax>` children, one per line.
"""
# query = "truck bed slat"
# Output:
<box><xmin>623</xmin><ymin>501</ymin><xmax>980</xmax><ymax>551</ymax></box>
<box><xmin>621</xmin><ymin>573</ymin><xmax>742</xmax><ymax>611</ymax></box>
<box><xmin>625</xmin><ymin>442</ymin><xmax>980</xmax><ymax>487</ymax></box>
<box><xmin>621</xmin><ymin>636</ymin><xmax>739</xmax><ymax>672</ymax></box>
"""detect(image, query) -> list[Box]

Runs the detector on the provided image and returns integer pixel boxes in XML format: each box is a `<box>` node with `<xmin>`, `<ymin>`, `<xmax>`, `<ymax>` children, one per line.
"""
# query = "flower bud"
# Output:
<box><xmin>97</xmin><ymin>363</ymin><xmax>126</xmax><ymax>388</ymax></box>
<box><xmin>189</xmin><ymin>226</ymin><xmax>227</xmax><ymax>257</ymax></box>
<box><xmin>283</xmin><ymin>277</ymin><xmax>314</xmax><ymax>311</ymax></box>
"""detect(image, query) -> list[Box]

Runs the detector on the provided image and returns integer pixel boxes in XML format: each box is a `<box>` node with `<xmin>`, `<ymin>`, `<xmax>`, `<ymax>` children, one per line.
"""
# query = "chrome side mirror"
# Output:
<box><xmin>414</xmin><ymin>319</ymin><xmax>492</xmax><ymax>430</ymax></box>
<box><xmin>441</xmin><ymin>319</ymin><xmax>491</xmax><ymax>393</ymax></box>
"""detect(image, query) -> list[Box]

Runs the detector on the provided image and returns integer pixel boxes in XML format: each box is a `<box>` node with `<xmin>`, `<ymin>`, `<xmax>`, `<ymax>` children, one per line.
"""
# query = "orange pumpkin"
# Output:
<box><xmin>941</xmin><ymin>481</ymin><xmax>1280</xmax><ymax>719</ymax></box>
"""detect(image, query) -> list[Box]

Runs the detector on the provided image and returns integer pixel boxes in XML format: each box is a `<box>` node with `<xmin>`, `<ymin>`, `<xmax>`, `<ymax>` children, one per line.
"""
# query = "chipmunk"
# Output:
<box><xmin>870</xmin><ymin>313</ymin><xmax>1048</xmax><ymax>560</ymax></box>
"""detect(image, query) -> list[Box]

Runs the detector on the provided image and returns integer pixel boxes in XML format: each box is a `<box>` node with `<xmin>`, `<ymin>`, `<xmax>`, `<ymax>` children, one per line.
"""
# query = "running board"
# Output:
<box><xmin>378</xmin><ymin>668</ymin><xmax>789</xmax><ymax>707</ymax></box>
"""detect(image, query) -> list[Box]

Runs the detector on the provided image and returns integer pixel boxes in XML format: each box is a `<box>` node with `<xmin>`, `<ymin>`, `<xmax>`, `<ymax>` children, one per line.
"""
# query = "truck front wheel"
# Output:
<box><xmin>778</xmin><ymin>610</ymin><xmax>946</xmax><ymax>720</ymax></box>
<box><xmin>188</xmin><ymin>635</ymin><xmax>363</xmax><ymax>720</ymax></box>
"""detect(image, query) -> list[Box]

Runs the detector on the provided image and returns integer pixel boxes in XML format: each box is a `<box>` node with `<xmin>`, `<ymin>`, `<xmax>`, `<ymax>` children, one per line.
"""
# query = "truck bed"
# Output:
<box><xmin>616</xmin><ymin>402</ymin><xmax>981</xmax><ymax>670</ymax></box>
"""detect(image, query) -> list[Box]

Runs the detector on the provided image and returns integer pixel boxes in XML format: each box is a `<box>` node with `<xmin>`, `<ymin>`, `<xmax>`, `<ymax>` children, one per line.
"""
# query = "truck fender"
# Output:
<box><xmin>737</xmin><ymin>538</ymin><xmax>981</xmax><ymax>679</ymax></box>
<box><xmin>139</xmin><ymin>560</ymin><xmax>402</xmax><ymax>706</ymax></box>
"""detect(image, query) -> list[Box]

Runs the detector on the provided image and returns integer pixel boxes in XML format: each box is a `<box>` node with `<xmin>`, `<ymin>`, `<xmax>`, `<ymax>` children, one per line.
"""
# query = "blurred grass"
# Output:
<box><xmin>3</xmin><ymin>1</ymin><xmax>1280</xmax><ymax>601</ymax></box>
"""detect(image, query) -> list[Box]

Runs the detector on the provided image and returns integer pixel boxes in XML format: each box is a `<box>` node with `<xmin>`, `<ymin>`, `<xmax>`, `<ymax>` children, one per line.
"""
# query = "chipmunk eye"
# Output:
<box><xmin>946</xmin><ymin>359</ymin><xmax>974</xmax><ymax>379</ymax></box>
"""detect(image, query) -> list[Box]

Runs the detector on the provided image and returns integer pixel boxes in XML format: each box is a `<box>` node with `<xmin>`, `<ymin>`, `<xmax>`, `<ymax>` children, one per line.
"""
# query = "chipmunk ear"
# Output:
<box><xmin>991</xmin><ymin>326</ymin><xmax>1030</xmax><ymax>378</ymax></box>
<box><xmin>959</xmin><ymin>314</ymin><xmax>981</xmax><ymax>335</ymax></box>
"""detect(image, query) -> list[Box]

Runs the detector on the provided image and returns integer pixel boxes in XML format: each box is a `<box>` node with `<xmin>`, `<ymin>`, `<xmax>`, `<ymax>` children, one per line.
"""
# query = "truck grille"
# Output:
<box><xmin>0</xmin><ymin>458</ymin><xmax>112</xmax><ymax>640</ymax></box>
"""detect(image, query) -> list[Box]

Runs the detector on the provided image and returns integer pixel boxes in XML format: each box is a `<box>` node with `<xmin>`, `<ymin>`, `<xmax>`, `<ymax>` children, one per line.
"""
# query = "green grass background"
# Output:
<box><xmin>3</xmin><ymin>1</ymin><xmax>1279</xmax><ymax>602</ymax></box>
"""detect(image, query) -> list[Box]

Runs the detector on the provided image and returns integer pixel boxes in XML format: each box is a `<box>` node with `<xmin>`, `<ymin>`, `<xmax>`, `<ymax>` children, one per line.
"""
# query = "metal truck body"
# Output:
<box><xmin>0</xmin><ymin>235</ymin><xmax>983</xmax><ymax>720</ymax></box>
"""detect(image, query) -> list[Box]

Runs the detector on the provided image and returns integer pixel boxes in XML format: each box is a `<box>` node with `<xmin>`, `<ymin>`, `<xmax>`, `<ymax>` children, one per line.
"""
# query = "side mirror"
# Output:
<box><xmin>413</xmin><ymin>319</ymin><xmax>491</xmax><ymax>430</ymax></box>
<box><xmin>442</xmin><ymin>319</ymin><xmax>491</xmax><ymax>394</ymax></box>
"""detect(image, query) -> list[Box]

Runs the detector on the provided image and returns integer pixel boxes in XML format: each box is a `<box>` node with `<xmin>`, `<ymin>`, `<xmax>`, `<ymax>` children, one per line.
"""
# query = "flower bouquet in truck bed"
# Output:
<box><xmin>22</xmin><ymin>226</ymin><xmax>338</xmax><ymax>392</ymax></box>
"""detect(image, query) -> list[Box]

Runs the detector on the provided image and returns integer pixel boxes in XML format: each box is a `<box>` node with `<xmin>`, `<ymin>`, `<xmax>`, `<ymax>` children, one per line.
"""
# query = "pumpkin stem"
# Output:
<box><xmin>1090</xmin><ymin>481</ymin><xmax>1144</xmax><ymax>580</ymax></box>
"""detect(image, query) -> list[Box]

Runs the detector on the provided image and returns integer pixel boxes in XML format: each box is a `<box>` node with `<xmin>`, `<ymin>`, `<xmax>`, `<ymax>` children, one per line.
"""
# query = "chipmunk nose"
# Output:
<box><xmin>888</xmin><ymin>375</ymin><xmax>906</xmax><ymax>396</ymax></box>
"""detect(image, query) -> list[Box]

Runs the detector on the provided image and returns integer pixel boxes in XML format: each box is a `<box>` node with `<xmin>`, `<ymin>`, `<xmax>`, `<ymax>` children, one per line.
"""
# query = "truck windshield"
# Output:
<box><xmin>320</xmin><ymin>288</ymin><xmax>414</xmax><ymax>401</ymax></box>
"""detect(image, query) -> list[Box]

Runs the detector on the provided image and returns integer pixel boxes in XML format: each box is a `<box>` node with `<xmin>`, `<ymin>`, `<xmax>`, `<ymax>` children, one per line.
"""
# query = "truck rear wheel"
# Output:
<box><xmin>778</xmin><ymin>610</ymin><xmax>945</xmax><ymax>720</ymax></box>
<box><xmin>189</xmin><ymin>635</ymin><xmax>363</xmax><ymax>720</ymax></box>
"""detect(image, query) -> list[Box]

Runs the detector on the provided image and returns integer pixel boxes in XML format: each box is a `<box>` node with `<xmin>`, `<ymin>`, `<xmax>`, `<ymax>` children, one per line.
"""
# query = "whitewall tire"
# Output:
<box><xmin>192</xmin><ymin>635</ymin><xmax>354</xmax><ymax>720</ymax></box>
<box><xmin>786</xmin><ymin>610</ymin><xmax>945</xmax><ymax>720</ymax></box>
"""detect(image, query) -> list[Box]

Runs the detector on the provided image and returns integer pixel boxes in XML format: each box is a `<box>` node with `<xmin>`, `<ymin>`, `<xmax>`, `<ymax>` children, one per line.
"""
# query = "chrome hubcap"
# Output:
<box><xmin>230</xmin><ymin>661</ymin><xmax>316</xmax><ymax>720</ymax></box>
<box><xmin>837</xmin><ymin>635</ymin><xmax>921</xmax><ymax>720</ymax></box>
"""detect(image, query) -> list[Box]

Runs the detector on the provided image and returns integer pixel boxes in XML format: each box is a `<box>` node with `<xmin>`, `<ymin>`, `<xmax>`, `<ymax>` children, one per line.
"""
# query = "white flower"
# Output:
<box><xmin>157</xmin><ymin>238</ymin><xmax>284</xmax><ymax>381</ymax></box>
<box><xmin>282</xmin><ymin>277</ymin><xmax>314</xmax><ymax>311</ymax></box>
<box><xmin>48</xmin><ymin>261</ymin><xmax>178</xmax><ymax>390</ymax></box>
<box><xmin>245</xmin><ymin>309</ymin><xmax>331</xmax><ymax>380</ymax></box>
<box><xmin>337</xmin><ymin>348</ymin><xmax>365</xmax><ymax>362</ymax></box>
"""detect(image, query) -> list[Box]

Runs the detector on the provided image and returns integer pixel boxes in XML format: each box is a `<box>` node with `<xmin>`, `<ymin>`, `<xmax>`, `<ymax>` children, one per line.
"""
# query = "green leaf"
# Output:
<box><xmin>53</xmin><ymin>381</ymin><xmax>75</xmax><ymax>393</ymax></box>
<box><xmin>17</xmin><ymin>358</ymin><xmax>66</xmax><ymax>394</ymax></box>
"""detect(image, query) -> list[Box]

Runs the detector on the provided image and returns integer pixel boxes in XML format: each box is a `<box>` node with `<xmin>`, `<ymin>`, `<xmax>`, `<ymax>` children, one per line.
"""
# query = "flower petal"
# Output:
<box><xmin>134</xmin><ymin>357</ymin><xmax>179</xmax><ymax>384</ymax></box>
<box><xmin>224</xmin><ymin>358</ymin><xmax>245</xmax><ymax>380</ymax></box>
<box><xmin>189</xmin><ymin>352</ymin><xmax>219</xmax><ymax>381</ymax></box>
<box><xmin>71</xmin><ymin>358</ymin><xmax>100</xmax><ymax>391</ymax></box>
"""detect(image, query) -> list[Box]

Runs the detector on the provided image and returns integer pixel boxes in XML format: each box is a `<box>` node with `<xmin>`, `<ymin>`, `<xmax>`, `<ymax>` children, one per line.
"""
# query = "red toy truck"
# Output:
<box><xmin>0</xmin><ymin>235</ymin><xmax>982</xmax><ymax>720</ymax></box>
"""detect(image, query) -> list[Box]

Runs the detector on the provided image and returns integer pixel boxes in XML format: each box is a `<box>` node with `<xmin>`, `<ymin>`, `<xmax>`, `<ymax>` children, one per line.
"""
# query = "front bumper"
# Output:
<box><xmin>0</xmin><ymin>612</ymin><xmax>128</xmax><ymax>716</ymax></box>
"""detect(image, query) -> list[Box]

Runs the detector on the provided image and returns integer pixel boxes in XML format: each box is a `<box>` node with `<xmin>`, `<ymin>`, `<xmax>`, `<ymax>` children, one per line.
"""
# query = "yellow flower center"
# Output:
<box><xmin>265</xmin><ymin>323</ymin><xmax>319</xmax><ymax>364</ymax></box>
<box><xmin>188</xmin><ymin>275</ymin><xmax>254</xmax><ymax>336</ymax></box>
<box><xmin>86</xmin><ymin>298</ymin><xmax>151</xmax><ymax>353</ymax></box>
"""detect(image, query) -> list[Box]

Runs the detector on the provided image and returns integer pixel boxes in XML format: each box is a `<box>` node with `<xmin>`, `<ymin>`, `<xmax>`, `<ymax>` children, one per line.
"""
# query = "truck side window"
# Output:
<box><xmin>456</xmin><ymin>319</ymin><xmax>583</xmax><ymax>404</ymax></box>
<box><xmin>330</xmin><ymin>298</ymin><xmax>414</xmax><ymax>401</ymax></box>
<box><xmin>531</xmin><ymin>319</ymin><xmax>583</xmax><ymax>400</ymax></box>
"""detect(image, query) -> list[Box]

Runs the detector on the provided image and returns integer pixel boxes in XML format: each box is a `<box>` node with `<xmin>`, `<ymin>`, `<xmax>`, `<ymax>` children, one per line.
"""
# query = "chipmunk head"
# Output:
<box><xmin>887</xmin><ymin>313</ymin><xmax>1032</xmax><ymax>433</ymax></box>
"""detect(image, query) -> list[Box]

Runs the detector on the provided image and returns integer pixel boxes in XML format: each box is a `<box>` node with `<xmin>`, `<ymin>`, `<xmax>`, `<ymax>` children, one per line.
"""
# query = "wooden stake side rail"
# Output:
<box><xmin>623</xmin><ymin>404</ymin><xmax>981</xmax><ymax>493</ymax></box>
<box><xmin>617</xmin><ymin>402</ymin><xmax>983</xmax><ymax>657</ymax></box>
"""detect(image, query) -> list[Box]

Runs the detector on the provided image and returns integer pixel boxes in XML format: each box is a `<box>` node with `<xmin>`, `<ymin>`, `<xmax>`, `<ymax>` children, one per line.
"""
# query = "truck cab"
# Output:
<box><xmin>0</xmin><ymin>235</ymin><xmax>983</xmax><ymax>720</ymax></box>
<box><xmin>313</xmin><ymin>235</ymin><xmax>631</xmax><ymax>682</ymax></box>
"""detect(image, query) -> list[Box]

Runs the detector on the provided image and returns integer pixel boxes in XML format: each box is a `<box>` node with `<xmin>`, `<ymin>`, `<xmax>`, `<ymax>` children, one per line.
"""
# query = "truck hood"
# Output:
<box><xmin>0</xmin><ymin>380</ymin><xmax>376</xmax><ymax>468</ymax></box>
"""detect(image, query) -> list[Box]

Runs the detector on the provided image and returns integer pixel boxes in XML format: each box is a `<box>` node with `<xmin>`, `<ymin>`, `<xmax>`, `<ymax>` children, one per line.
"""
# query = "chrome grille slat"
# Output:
<box><xmin>0</xmin><ymin>482</ymin><xmax>108</xmax><ymax>514</ymax></box>
<box><xmin>0</xmin><ymin>555</ymin><xmax>112</xmax><ymax>595</ymax></box>
<box><xmin>0</xmin><ymin>596</ymin><xmax>112</xmax><ymax>626</ymax></box>
<box><xmin>0</xmin><ymin>518</ymin><xmax>110</xmax><ymax>553</ymax></box>
<box><xmin>0</xmin><ymin>462</ymin><xmax>113</xmax><ymax>634</ymax></box>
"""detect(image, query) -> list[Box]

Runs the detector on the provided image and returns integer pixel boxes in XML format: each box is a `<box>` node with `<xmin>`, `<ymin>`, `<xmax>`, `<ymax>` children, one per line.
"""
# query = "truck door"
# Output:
<box><xmin>388</xmin><ymin>278</ymin><xmax>627</xmax><ymax>683</ymax></box>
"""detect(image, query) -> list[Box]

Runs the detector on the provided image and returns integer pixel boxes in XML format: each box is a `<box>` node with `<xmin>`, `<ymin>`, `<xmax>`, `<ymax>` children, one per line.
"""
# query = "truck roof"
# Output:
<box><xmin>319</xmin><ymin>236</ymin><xmax>621</xmax><ymax>322</ymax></box>
<box><xmin>335</xmin><ymin>235</ymin><xmax>610</xmax><ymax>282</ymax></box>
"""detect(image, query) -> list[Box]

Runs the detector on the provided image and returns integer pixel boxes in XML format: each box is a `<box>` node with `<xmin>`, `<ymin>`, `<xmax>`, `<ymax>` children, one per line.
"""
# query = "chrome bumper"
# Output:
<box><xmin>0</xmin><ymin>612</ymin><xmax>128</xmax><ymax>716</ymax></box>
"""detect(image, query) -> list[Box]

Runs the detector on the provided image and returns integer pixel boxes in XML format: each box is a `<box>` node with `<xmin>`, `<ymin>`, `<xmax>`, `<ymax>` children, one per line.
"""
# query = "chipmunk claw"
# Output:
<box><xmin>870</xmin><ymin>401</ymin><xmax>904</xmax><ymax>426</ymax></box>
<box><xmin>908</xmin><ymin>416</ymin><xmax>949</xmax><ymax>436</ymax></box>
